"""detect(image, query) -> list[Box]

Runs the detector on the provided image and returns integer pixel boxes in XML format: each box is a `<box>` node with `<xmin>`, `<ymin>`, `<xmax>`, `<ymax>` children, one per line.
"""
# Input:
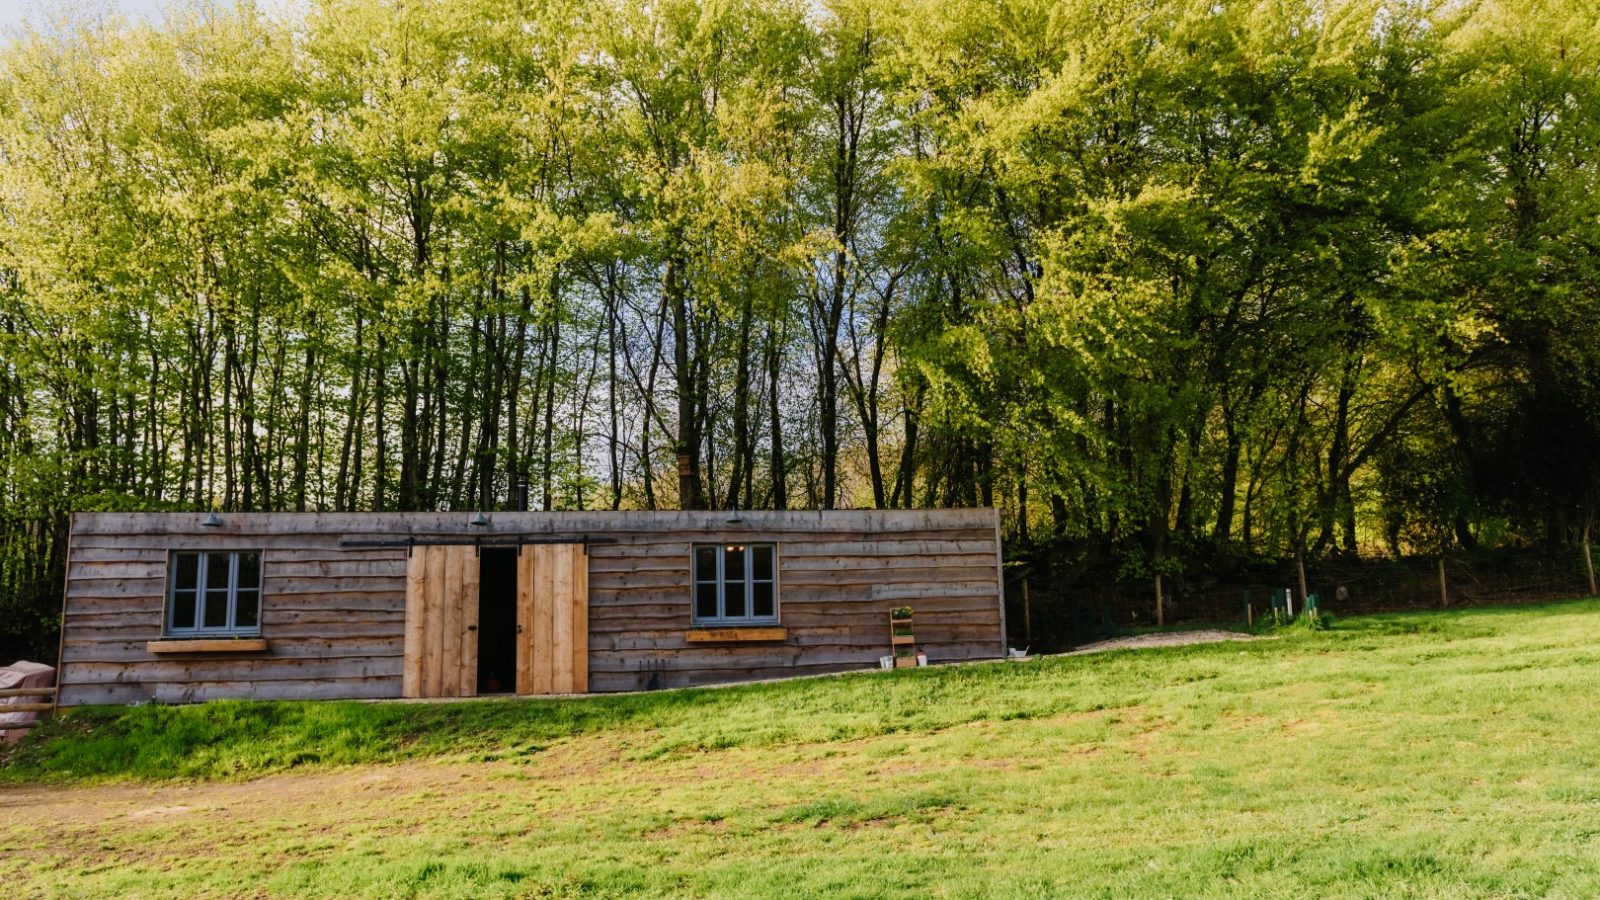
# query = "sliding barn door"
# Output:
<box><xmin>516</xmin><ymin>544</ymin><xmax>589</xmax><ymax>694</ymax></box>
<box><xmin>403</xmin><ymin>545</ymin><xmax>481</xmax><ymax>699</ymax></box>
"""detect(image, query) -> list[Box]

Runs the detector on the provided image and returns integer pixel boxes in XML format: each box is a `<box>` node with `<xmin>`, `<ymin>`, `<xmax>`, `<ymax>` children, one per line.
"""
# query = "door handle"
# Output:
<box><xmin>467</xmin><ymin>625</ymin><xmax>477</xmax><ymax>632</ymax></box>
<box><xmin>517</xmin><ymin>624</ymin><xmax>523</xmax><ymax>634</ymax></box>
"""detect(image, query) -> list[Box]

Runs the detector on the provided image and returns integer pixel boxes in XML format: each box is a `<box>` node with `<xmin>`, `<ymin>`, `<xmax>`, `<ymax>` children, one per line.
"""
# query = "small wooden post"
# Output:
<box><xmin>1295</xmin><ymin>542</ymin><xmax>1309</xmax><ymax>612</ymax></box>
<box><xmin>1021</xmin><ymin>579</ymin><xmax>1032</xmax><ymax>647</ymax></box>
<box><xmin>1438</xmin><ymin>556</ymin><xmax>1449</xmax><ymax>607</ymax></box>
<box><xmin>1154</xmin><ymin>572</ymin><xmax>1164</xmax><ymax>627</ymax></box>
<box><xmin>1583</xmin><ymin>519</ymin><xmax>1596</xmax><ymax>597</ymax></box>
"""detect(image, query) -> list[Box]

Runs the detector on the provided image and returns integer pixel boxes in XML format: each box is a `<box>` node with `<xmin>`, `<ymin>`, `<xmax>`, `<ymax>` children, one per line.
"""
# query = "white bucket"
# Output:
<box><xmin>879</xmin><ymin>655</ymin><xmax>894</xmax><ymax>670</ymax></box>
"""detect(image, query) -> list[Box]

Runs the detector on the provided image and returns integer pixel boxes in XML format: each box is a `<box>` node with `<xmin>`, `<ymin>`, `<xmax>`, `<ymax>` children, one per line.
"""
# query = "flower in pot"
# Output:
<box><xmin>890</xmin><ymin>606</ymin><xmax>914</xmax><ymax>620</ymax></box>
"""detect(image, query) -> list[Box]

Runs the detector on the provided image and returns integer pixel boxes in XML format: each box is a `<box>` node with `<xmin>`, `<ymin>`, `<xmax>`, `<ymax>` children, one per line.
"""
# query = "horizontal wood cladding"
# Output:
<box><xmin>59</xmin><ymin>509</ymin><xmax>1003</xmax><ymax>705</ymax></box>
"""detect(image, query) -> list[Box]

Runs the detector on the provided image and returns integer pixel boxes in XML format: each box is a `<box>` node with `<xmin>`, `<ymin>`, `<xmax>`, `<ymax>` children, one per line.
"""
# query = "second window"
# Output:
<box><xmin>693</xmin><ymin>543</ymin><xmax>777</xmax><ymax>625</ymax></box>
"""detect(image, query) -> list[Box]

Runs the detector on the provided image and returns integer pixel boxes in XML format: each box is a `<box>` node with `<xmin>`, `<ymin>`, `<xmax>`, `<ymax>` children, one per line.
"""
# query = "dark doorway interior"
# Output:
<box><xmin>478</xmin><ymin>548</ymin><xmax>518</xmax><ymax>694</ymax></box>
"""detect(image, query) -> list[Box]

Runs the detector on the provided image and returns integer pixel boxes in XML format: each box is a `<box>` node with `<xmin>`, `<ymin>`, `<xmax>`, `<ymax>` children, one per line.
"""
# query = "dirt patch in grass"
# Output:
<box><xmin>1064</xmin><ymin>629</ymin><xmax>1255</xmax><ymax>655</ymax></box>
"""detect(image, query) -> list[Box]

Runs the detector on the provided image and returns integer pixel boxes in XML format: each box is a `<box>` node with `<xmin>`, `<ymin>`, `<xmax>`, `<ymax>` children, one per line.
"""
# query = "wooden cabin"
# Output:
<box><xmin>56</xmin><ymin>509</ymin><xmax>1006</xmax><ymax>706</ymax></box>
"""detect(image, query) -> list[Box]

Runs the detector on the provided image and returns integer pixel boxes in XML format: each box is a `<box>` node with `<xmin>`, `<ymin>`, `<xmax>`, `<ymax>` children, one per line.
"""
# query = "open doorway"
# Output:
<box><xmin>477</xmin><ymin>547</ymin><xmax>518</xmax><ymax>694</ymax></box>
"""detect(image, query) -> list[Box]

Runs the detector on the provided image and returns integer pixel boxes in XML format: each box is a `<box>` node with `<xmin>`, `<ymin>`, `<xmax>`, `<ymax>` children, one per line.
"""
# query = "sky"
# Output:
<box><xmin>0</xmin><ymin>0</ymin><xmax>173</xmax><ymax>31</ymax></box>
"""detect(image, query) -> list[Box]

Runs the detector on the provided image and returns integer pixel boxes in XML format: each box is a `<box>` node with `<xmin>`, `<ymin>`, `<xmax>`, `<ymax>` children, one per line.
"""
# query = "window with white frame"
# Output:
<box><xmin>167</xmin><ymin>551</ymin><xmax>262</xmax><ymax>635</ymax></box>
<box><xmin>692</xmin><ymin>543</ymin><xmax>777</xmax><ymax>625</ymax></box>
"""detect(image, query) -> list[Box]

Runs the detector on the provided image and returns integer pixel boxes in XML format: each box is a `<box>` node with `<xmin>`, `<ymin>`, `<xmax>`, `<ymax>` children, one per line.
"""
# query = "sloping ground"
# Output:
<box><xmin>1064</xmin><ymin>628</ymin><xmax>1254</xmax><ymax>654</ymax></box>
<box><xmin>4</xmin><ymin>601</ymin><xmax>1600</xmax><ymax>897</ymax></box>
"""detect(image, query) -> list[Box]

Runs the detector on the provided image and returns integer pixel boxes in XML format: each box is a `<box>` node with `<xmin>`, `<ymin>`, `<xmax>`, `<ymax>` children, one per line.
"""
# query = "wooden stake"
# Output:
<box><xmin>1438</xmin><ymin>556</ymin><xmax>1449</xmax><ymax>607</ymax></box>
<box><xmin>1583</xmin><ymin>518</ymin><xmax>1596</xmax><ymax>597</ymax></box>
<box><xmin>1022</xmin><ymin>578</ymin><xmax>1032</xmax><ymax>647</ymax></box>
<box><xmin>1154</xmin><ymin>572</ymin><xmax>1164</xmax><ymax>627</ymax></box>
<box><xmin>1295</xmin><ymin>541</ymin><xmax>1309</xmax><ymax>612</ymax></box>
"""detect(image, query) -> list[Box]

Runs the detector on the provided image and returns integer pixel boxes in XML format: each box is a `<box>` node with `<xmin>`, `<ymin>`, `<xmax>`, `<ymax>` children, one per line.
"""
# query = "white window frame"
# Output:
<box><xmin>165</xmin><ymin>550</ymin><xmax>263</xmax><ymax>636</ymax></box>
<box><xmin>691</xmin><ymin>543</ymin><xmax>779</xmax><ymax>626</ymax></box>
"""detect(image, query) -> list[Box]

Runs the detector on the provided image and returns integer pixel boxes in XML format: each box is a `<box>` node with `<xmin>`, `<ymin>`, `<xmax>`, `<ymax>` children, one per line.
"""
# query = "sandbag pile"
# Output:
<box><xmin>0</xmin><ymin>661</ymin><xmax>55</xmax><ymax>742</ymax></box>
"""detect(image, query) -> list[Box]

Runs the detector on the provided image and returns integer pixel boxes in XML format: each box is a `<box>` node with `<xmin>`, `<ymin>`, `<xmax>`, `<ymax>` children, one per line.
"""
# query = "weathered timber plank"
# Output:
<box><xmin>65</xmin><ymin>579</ymin><xmax>166</xmax><ymax>599</ymax></box>
<box><xmin>515</xmin><ymin>547</ymin><xmax>534</xmax><ymax>695</ymax></box>
<box><xmin>572</xmin><ymin>546</ymin><xmax>589</xmax><ymax>693</ymax></box>
<box><xmin>63</xmin><ymin>637</ymin><xmax>403</xmax><ymax>663</ymax></box>
<box><xmin>66</xmin><ymin>547</ymin><xmax>171</xmax><ymax>562</ymax></box>
<box><xmin>71</xmin><ymin>508</ymin><xmax>999</xmax><ymax>537</ymax></box>
<box><xmin>402</xmin><ymin>550</ymin><xmax>425</xmax><ymax>698</ymax></box>
<box><xmin>683</xmin><ymin>628</ymin><xmax>788</xmax><ymax>643</ymax></box>
<box><xmin>551</xmin><ymin>545</ymin><xmax>574</xmax><ymax>694</ymax></box>
<box><xmin>440</xmin><ymin>546</ymin><xmax>462</xmax><ymax>698</ymax></box>
<box><xmin>586</xmin><ymin>584</ymin><xmax>997</xmax><ymax>607</ymax></box>
<box><xmin>150</xmin><ymin>677</ymin><xmax>401</xmax><ymax>704</ymax></box>
<box><xmin>588</xmin><ymin>641</ymin><xmax>999</xmax><ymax>672</ymax></box>
<box><xmin>263</xmin><ymin>559</ymin><xmax>409</xmax><ymax>578</ymax></box>
<box><xmin>65</xmin><ymin>562</ymin><xmax>168</xmax><ymax>580</ymax></box>
<box><xmin>589</xmin><ymin>593</ymin><xmax>1001</xmax><ymax>611</ymax></box>
<box><xmin>258</xmin><ymin>576</ymin><xmax>409</xmax><ymax>594</ymax></box>
<box><xmin>147</xmin><ymin>639</ymin><xmax>269</xmax><ymax>653</ymax></box>
<box><xmin>533</xmin><ymin>545</ymin><xmax>554</xmax><ymax>694</ymax></box>
<box><xmin>59</xmin><ymin>676</ymin><xmax>402</xmax><ymax>707</ymax></box>
<box><xmin>63</xmin><ymin>656</ymin><xmax>404</xmax><ymax>684</ymax></box>
<box><xmin>594</xmin><ymin>626</ymin><xmax>996</xmax><ymax>652</ymax></box>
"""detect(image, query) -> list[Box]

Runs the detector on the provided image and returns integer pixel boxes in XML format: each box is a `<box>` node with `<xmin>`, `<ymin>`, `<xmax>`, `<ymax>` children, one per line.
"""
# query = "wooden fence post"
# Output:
<box><xmin>1438</xmin><ymin>556</ymin><xmax>1449</xmax><ymax>608</ymax></box>
<box><xmin>1022</xmin><ymin>579</ymin><xmax>1032</xmax><ymax>647</ymax></box>
<box><xmin>1583</xmin><ymin>519</ymin><xmax>1596</xmax><ymax>597</ymax></box>
<box><xmin>1295</xmin><ymin>542</ymin><xmax>1309</xmax><ymax>610</ymax></box>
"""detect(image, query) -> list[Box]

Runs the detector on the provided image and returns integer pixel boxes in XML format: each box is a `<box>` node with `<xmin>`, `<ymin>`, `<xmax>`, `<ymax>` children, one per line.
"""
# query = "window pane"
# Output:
<box><xmin>753</xmin><ymin>582</ymin><xmax>774</xmax><ymax>618</ymax></box>
<box><xmin>171</xmin><ymin>590</ymin><xmax>197</xmax><ymax>629</ymax></box>
<box><xmin>752</xmin><ymin>546</ymin><xmax>773</xmax><ymax>581</ymax></box>
<box><xmin>237</xmin><ymin>552</ymin><xmax>261</xmax><ymax>590</ymax></box>
<box><xmin>724</xmin><ymin>546</ymin><xmax>745</xmax><ymax>584</ymax></box>
<box><xmin>725</xmin><ymin>580</ymin><xmax>746</xmax><ymax>619</ymax></box>
<box><xmin>204</xmin><ymin>590</ymin><xmax>230</xmax><ymax>628</ymax></box>
<box><xmin>695</xmin><ymin>582</ymin><xmax>718</xmax><ymax>620</ymax></box>
<box><xmin>173</xmin><ymin>553</ymin><xmax>199</xmax><ymax>591</ymax></box>
<box><xmin>234</xmin><ymin>590</ymin><xmax>259</xmax><ymax>629</ymax></box>
<box><xmin>694</xmin><ymin>546</ymin><xmax>717</xmax><ymax>582</ymax></box>
<box><xmin>206</xmin><ymin>553</ymin><xmax>231</xmax><ymax>589</ymax></box>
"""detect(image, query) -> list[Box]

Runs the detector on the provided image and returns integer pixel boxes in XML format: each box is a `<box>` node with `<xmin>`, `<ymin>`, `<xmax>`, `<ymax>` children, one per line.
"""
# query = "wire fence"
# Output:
<box><xmin>1005</xmin><ymin>547</ymin><xmax>1597</xmax><ymax>653</ymax></box>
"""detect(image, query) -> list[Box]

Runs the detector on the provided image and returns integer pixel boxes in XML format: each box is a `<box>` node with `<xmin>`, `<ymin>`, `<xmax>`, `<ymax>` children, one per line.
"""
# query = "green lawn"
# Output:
<box><xmin>5</xmin><ymin>600</ymin><xmax>1600</xmax><ymax>898</ymax></box>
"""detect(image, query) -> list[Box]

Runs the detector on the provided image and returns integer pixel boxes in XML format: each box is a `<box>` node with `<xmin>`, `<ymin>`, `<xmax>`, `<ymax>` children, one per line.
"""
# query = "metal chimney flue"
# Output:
<box><xmin>515</xmin><ymin>475</ymin><xmax>530</xmax><ymax>512</ymax></box>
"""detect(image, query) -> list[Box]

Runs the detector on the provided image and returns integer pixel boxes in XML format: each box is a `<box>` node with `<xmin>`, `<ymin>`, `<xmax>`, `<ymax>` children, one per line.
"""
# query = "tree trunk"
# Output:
<box><xmin>767</xmin><ymin>317</ymin><xmax>787</xmax><ymax>510</ymax></box>
<box><xmin>668</xmin><ymin>254</ymin><xmax>702</xmax><ymax>510</ymax></box>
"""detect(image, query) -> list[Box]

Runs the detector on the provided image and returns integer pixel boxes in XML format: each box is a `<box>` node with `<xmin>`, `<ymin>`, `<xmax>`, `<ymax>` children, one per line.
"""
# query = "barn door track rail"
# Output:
<box><xmin>340</xmin><ymin>535</ymin><xmax>617</xmax><ymax>555</ymax></box>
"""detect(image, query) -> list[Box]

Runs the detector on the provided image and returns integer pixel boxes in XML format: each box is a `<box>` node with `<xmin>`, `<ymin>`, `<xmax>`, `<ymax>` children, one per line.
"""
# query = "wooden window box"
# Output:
<box><xmin>684</xmin><ymin>627</ymin><xmax>787</xmax><ymax>643</ymax></box>
<box><xmin>147</xmin><ymin>638</ymin><xmax>269</xmax><ymax>654</ymax></box>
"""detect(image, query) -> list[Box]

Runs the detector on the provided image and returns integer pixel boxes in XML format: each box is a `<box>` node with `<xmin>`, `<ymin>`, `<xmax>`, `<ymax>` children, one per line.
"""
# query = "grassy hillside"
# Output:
<box><xmin>5</xmin><ymin>600</ymin><xmax>1600</xmax><ymax>897</ymax></box>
